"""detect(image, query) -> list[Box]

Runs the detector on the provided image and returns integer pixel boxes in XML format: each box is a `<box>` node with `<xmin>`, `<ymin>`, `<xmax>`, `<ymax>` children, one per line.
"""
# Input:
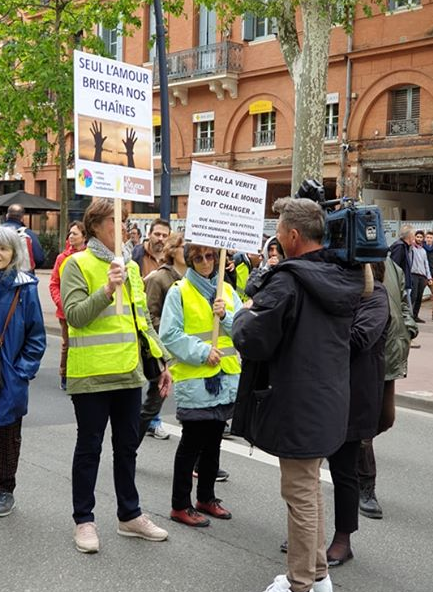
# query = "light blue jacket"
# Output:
<box><xmin>159</xmin><ymin>282</ymin><xmax>242</xmax><ymax>410</ymax></box>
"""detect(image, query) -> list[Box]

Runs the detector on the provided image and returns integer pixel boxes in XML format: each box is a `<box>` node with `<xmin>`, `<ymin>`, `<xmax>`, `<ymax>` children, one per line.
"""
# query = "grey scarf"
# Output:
<box><xmin>87</xmin><ymin>237</ymin><xmax>132</xmax><ymax>264</ymax></box>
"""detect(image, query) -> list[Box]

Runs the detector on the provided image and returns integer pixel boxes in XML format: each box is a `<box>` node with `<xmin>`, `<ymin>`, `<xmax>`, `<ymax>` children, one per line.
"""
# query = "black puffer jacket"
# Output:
<box><xmin>231</xmin><ymin>250</ymin><xmax>364</xmax><ymax>459</ymax></box>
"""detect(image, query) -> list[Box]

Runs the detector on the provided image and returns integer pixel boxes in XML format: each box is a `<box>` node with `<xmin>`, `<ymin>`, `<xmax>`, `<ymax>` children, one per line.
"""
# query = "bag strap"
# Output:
<box><xmin>0</xmin><ymin>288</ymin><xmax>21</xmax><ymax>347</ymax></box>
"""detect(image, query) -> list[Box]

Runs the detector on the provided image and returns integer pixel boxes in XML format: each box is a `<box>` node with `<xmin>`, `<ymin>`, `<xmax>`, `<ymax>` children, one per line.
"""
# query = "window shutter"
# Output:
<box><xmin>411</xmin><ymin>87</ymin><xmax>420</xmax><ymax>118</ymax></box>
<box><xmin>243</xmin><ymin>13</ymin><xmax>255</xmax><ymax>41</ymax></box>
<box><xmin>391</xmin><ymin>89</ymin><xmax>408</xmax><ymax>120</ymax></box>
<box><xmin>270</xmin><ymin>17</ymin><xmax>278</xmax><ymax>35</ymax></box>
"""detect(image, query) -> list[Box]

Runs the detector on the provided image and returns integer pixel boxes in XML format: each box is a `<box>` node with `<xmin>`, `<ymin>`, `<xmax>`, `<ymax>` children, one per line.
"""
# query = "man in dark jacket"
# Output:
<box><xmin>390</xmin><ymin>225</ymin><xmax>414</xmax><ymax>310</ymax></box>
<box><xmin>2</xmin><ymin>204</ymin><xmax>45</xmax><ymax>271</ymax></box>
<box><xmin>231</xmin><ymin>197</ymin><xmax>364</xmax><ymax>592</ymax></box>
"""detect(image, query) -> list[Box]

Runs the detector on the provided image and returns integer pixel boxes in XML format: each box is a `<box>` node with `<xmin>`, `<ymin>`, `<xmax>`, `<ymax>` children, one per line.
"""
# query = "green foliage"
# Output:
<box><xmin>38</xmin><ymin>230</ymin><xmax>60</xmax><ymax>268</ymax></box>
<box><xmin>0</xmin><ymin>0</ymin><xmax>147</xmax><ymax>174</ymax></box>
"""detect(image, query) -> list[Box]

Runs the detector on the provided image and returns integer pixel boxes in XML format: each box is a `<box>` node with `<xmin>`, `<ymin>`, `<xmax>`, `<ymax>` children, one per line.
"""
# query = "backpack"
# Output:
<box><xmin>16</xmin><ymin>226</ymin><xmax>36</xmax><ymax>272</ymax></box>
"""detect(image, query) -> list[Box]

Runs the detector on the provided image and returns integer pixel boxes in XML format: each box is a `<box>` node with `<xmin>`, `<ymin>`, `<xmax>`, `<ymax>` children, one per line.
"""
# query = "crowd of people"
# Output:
<box><xmin>0</xmin><ymin>198</ymin><xmax>429</xmax><ymax>592</ymax></box>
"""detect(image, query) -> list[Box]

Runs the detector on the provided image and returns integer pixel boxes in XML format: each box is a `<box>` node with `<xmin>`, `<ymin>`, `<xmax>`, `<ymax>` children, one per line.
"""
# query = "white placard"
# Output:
<box><xmin>74</xmin><ymin>50</ymin><xmax>153</xmax><ymax>202</ymax></box>
<box><xmin>185</xmin><ymin>162</ymin><xmax>267</xmax><ymax>253</ymax></box>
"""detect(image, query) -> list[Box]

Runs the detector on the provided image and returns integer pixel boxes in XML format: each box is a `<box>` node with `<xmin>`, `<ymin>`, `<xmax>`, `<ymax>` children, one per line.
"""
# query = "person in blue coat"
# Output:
<box><xmin>0</xmin><ymin>227</ymin><xmax>46</xmax><ymax>517</ymax></box>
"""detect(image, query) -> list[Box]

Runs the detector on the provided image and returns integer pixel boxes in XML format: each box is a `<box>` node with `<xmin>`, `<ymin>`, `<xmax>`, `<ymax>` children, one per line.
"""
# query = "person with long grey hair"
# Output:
<box><xmin>0</xmin><ymin>227</ymin><xmax>46</xmax><ymax>517</ymax></box>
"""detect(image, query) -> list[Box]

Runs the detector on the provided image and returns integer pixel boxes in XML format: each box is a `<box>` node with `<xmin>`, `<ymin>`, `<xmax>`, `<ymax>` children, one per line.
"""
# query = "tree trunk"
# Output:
<box><xmin>57</xmin><ymin>111</ymin><xmax>69</xmax><ymax>248</ymax></box>
<box><xmin>54</xmin><ymin>4</ymin><xmax>68</xmax><ymax>249</ymax></box>
<box><xmin>278</xmin><ymin>0</ymin><xmax>332</xmax><ymax>195</ymax></box>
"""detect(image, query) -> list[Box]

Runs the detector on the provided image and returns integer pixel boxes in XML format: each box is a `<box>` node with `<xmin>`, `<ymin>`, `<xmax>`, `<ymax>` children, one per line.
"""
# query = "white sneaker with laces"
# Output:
<box><xmin>117</xmin><ymin>514</ymin><xmax>168</xmax><ymax>541</ymax></box>
<box><xmin>147</xmin><ymin>425</ymin><xmax>170</xmax><ymax>440</ymax></box>
<box><xmin>313</xmin><ymin>575</ymin><xmax>333</xmax><ymax>592</ymax></box>
<box><xmin>74</xmin><ymin>522</ymin><xmax>99</xmax><ymax>553</ymax></box>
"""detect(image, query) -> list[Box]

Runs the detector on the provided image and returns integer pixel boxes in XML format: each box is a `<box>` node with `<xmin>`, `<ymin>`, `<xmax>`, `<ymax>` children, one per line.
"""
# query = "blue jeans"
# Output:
<box><xmin>71</xmin><ymin>387</ymin><xmax>142</xmax><ymax>524</ymax></box>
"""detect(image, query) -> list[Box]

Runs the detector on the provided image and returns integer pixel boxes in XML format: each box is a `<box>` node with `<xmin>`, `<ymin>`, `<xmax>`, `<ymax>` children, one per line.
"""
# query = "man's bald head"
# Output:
<box><xmin>6</xmin><ymin>204</ymin><xmax>25</xmax><ymax>221</ymax></box>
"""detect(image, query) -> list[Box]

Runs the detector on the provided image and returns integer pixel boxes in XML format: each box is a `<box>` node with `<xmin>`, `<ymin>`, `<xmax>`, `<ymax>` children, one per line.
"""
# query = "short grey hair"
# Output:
<box><xmin>399</xmin><ymin>224</ymin><xmax>414</xmax><ymax>240</ymax></box>
<box><xmin>0</xmin><ymin>226</ymin><xmax>25</xmax><ymax>271</ymax></box>
<box><xmin>273</xmin><ymin>197</ymin><xmax>325</xmax><ymax>243</ymax></box>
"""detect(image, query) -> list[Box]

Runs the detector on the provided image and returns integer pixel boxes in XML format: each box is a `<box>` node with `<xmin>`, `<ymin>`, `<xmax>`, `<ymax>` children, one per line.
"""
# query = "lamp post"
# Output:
<box><xmin>154</xmin><ymin>0</ymin><xmax>171</xmax><ymax>222</ymax></box>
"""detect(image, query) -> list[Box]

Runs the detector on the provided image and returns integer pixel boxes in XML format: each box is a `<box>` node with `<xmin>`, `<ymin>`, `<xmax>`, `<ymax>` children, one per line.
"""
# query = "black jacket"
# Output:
<box><xmin>390</xmin><ymin>238</ymin><xmax>413</xmax><ymax>289</ymax></box>
<box><xmin>346</xmin><ymin>281</ymin><xmax>389</xmax><ymax>442</ymax></box>
<box><xmin>231</xmin><ymin>250</ymin><xmax>364</xmax><ymax>459</ymax></box>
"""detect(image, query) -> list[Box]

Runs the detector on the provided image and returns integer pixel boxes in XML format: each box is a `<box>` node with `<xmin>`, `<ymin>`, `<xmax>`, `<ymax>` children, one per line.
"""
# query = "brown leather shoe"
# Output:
<box><xmin>170</xmin><ymin>507</ymin><xmax>210</xmax><ymax>527</ymax></box>
<box><xmin>196</xmin><ymin>499</ymin><xmax>232</xmax><ymax>519</ymax></box>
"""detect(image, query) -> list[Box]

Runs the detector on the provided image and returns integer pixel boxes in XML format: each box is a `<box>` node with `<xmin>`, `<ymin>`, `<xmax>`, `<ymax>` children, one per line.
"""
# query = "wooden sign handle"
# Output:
<box><xmin>211</xmin><ymin>248</ymin><xmax>227</xmax><ymax>347</ymax></box>
<box><xmin>114</xmin><ymin>198</ymin><xmax>123</xmax><ymax>315</ymax></box>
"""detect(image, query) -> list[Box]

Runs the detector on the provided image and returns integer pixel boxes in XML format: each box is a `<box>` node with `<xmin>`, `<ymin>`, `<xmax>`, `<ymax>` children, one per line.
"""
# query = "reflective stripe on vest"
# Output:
<box><xmin>170</xmin><ymin>278</ymin><xmax>241</xmax><ymax>382</ymax></box>
<box><xmin>236</xmin><ymin>262</ymin><xmax>250</xmax><ymax>302</ymax></box>
<box><xmin>66</xmin><ymin>250</ymin><xmax>161</xmax><ymax>378</ymax></box>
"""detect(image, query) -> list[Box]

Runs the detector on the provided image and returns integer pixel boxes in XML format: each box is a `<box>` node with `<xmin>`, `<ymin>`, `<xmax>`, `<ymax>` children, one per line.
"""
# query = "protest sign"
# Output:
<box><xmin>185</xmin><ymin>162</ymin><xmax>267</xmax><ymax>253</ymax></box>
<box><xmin>74</xmin><ymin>50</ymin><xmax>153</xmax><ymax>202</ymax></box>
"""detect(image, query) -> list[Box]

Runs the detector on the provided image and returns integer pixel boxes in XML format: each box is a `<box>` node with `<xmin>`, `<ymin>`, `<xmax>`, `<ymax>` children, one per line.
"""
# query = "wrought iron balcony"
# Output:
<box><xmin>324</xmin><ymin>123</ymin><xmax>339</xmax><ymax>140</ymax></box>
<box><xmin>254</xmin><ymin>129</ymin><xmax>276</xmax><ymax>147</ymax></box>
<box><xmin>387</xmin><ymin>118</ymin><xmax>419</xmax><ymax>136</ymax></box>
<box><xmin>153</xmin><ymin>41</ymin><xmax>243</xmax><ymax>87</ymax></box>
<box><xmin>153</xmin><ymin>140</ymin><xmax>161</xmax><ymax>156</ymax></box>
<box><xmin>194</xmin><ymin>137</ymin><xmax>215</xmax><ymax>153</ymax></box>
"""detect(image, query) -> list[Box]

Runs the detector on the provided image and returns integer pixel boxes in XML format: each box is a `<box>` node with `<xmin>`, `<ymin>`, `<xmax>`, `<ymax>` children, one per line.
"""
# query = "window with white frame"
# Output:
<box><xmin>389</xmin><ymin>0</ymin><xmax>420</xmax><ymax>10</ymax></box>
<box><xmin>243</xmin><ymin>5</ymin><xmax>277</xmax><ymax>41</ymax></box>
<box><xmin>388</xmin><ymin>86</ymin><xmax>420</xmax><ymax>135</ymax></box>
<box><xmin>254</xmin><ymin>112</ymin><xmax>276</xmax><ymax>147</ymax></box>
<box><xmin>99</xmin><ymin>24</ymin><xmax>123</xmax><ymax>60</ymax></box>
<box><xmin>153</xmin><ymin>125</ymin><xmax>161</xmax><ymax>156</ymax></box>
<box><xmin>194</xmin><ymin>120</ymin><xmax>214</xmax><ymax>153</ymax></box>
<box><xmin>325</xmin><ymin>103</ymin><xmax>339</xmax><ymax>140</ymax></box>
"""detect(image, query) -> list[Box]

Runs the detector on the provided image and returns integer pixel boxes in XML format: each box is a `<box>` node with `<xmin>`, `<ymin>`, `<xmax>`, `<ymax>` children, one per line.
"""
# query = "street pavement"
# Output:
<box><xmin>1</xmin><ymin>270</ymin><xmax>432</xmax><ymax>592</ymax></box>
<box><xmin>1</xmin><ymin>333</ymin><xmax>432</xmax><ymax>592</ymax></box>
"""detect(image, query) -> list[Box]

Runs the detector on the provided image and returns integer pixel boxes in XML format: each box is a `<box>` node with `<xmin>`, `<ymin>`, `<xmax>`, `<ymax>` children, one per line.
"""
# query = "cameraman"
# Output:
<box><xmin>231</xmin><ymin>197</ymin><xmax>364</xmax><ymax>592</ymax></box>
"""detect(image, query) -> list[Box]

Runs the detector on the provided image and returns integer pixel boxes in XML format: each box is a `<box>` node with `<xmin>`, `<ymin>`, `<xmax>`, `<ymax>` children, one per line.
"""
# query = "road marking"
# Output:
<box><xmin>162</xmin><ymin>422</ymin><xmax>333</xmax><ymax>484</ymax></box>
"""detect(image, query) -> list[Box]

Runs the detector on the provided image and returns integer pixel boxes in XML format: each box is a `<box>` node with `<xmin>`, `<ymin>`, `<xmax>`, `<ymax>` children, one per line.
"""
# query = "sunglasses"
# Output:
<box><xmin>192</xmin><ymin>253</ymin><xmax>214</xmax><ymax>264</ymax></box>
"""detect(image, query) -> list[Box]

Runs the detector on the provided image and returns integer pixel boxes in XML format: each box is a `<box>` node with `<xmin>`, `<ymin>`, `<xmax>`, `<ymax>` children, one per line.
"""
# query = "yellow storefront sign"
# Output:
<box><xmin>249</xmin><ymin>100</ymin><xmax>273</xmax><ymax>115</ymax></box>
<box><xmin>152</xmin><ymin>114</ymin><xmax>161</xmax><ymax>126</ymax></box>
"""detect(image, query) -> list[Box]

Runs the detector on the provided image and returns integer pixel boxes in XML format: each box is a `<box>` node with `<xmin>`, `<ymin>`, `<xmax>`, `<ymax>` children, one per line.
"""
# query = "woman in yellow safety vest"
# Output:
<box><xmin>61</xmin><ymin>198</ymin><xmax>171</xmax><ymax>554</ymax></box>
<box><xmin>160</xmin><ymin>243</ymin><xmax>242</xmax><ymax>527</ymax></box>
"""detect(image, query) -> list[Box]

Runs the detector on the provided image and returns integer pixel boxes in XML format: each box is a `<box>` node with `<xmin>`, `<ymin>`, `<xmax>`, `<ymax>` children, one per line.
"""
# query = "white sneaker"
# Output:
<box><xmin>117</xmin><ymin>514</ymin><xmax>168</xmax><ymax>541</ymax></box>
<box><xmin>74</xmin><ymin>522</ymin><xmax>99</xmax><ymax>553</ymax></box>
<box><xmin>147</xmin><ymin>425</ymin><xmax>170</xmax><ymax>440</ymax></box>
<box><xmin>263</xmin><ymin>575</ymin><xmax>291</xmax><ymax>592</ymax></box>
<box><xmin>313</xmin><ymin>575</ymin><xmax>333</xmax><ymax>592</ymax></box>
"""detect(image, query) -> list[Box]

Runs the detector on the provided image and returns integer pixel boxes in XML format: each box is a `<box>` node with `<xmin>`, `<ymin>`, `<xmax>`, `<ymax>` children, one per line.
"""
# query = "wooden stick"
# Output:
<box><xmin>212</xmin><ymin>248</ymin><xmax>227</xmax><ymax>347</ymax></box>
<box><xmin>114</xmin><ymin>198</ymin><xmax>123</xmax><ymax>315</ymax></box>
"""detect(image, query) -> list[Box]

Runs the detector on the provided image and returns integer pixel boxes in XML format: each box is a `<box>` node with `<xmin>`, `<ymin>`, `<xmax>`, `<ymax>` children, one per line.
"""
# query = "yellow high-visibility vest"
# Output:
<box><xmin>66</xmin><ymin>249</ymin><xmax>162</xmax><ymax>378</ymax></box>
<box><xmin>170</xmin><ymin>277</ymin><xmax>241</xmax><ymax>382</ymax></box>
<box><xmin>236</xmin><ymin>261</ymin><xmax>250</xmax><ymax>302</ymax></box>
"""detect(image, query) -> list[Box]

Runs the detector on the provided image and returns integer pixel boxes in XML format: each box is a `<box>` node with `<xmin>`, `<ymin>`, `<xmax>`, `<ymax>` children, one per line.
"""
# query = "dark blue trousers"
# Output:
<box><xmin>71</xmin><ymin>387</ymin><xmax>142</xmax><ymax>524</ymax></box>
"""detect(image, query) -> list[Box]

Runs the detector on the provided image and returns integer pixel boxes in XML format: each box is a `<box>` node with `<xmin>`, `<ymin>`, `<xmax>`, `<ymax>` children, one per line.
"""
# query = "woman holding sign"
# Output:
<box><xmin>160</xmin><ymin>243</ymin><xmax>242</xmax><ymax>527</ymax></box>
<box><xmin>61</xmin><ymin>198</ymin><xmax>171</xmax><ymax>553</ymax></box>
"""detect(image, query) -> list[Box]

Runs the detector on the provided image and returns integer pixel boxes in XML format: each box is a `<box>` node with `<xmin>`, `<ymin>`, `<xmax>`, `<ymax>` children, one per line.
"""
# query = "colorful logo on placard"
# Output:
<box><xmin>78</xmin><ymin>169</ymin><xmax>93</xmax><ymax>188</ymax></box>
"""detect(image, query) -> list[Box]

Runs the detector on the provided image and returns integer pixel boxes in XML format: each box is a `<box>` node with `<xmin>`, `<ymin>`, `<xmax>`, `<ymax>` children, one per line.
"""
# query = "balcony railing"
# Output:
<box><xmin>324</xmin><ymin>123</ymin><xmax>339</xmax><ymax>140</ymax></box>
<box><xmin>153</xmin><ymin>140</ymin><xmax>161</xmax><ymax>156</ymax></box>
<box><xmin>387</xmin><ymin>118</ymin><xmax>419</xmax><ymax>136</ymax></box>
<box><xmin>254</xmin><ymin>129</ymin><xmax>276</xmax><ymax>147</ymax></box>
<box><xmin>194</xmin><ymin>137</ymin><xmax>214</xmax><ymax>153</ymax></box>
<box><xmin>153</xmin><ymin>41</ymin><xmax>243</xmax><ymax>86</ymax></box>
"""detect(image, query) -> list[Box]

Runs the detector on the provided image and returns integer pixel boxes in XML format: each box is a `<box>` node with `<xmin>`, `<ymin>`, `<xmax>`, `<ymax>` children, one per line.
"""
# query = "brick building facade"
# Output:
<box><xmin>4</xmin><ymin>0</ymin><xmax>433</xmax><ymax>229</ymax></box>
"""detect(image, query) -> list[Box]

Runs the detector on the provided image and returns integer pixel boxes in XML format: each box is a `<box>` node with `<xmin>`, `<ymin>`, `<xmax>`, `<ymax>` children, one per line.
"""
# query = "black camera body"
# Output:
<box><xmin>295</xmin><ymin>180</ymin><xmax>389</xmax><ymax>264</ymax></box>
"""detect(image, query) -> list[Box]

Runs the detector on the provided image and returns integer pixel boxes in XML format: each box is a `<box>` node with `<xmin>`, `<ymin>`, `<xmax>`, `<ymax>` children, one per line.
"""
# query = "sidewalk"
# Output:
<box><xmin>36</xmin><ymin>269</ymin><xmax>433</xmax><ymax>414</ymax></box>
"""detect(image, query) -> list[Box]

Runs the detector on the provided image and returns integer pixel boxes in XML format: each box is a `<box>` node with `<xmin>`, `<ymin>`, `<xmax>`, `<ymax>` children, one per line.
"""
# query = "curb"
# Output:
<box><xmin>395</xmin><ymin>392</ymin><xmax>433</xmax><ymax>414</ymax></box>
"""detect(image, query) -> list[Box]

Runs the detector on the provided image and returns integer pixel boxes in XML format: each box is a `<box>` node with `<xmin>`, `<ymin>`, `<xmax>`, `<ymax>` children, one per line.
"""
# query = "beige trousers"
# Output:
<box><xmin>279</xmin><ymin>457</ymin><xmax>328</xmax><ymax>592</ymax></box>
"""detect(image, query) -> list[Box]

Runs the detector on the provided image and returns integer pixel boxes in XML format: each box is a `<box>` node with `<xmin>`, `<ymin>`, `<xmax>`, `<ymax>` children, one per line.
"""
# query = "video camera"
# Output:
<box><xmin>295</xmin><ymin>179</ymin><xmax>389</xmax><ymax>264</ymax></box>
